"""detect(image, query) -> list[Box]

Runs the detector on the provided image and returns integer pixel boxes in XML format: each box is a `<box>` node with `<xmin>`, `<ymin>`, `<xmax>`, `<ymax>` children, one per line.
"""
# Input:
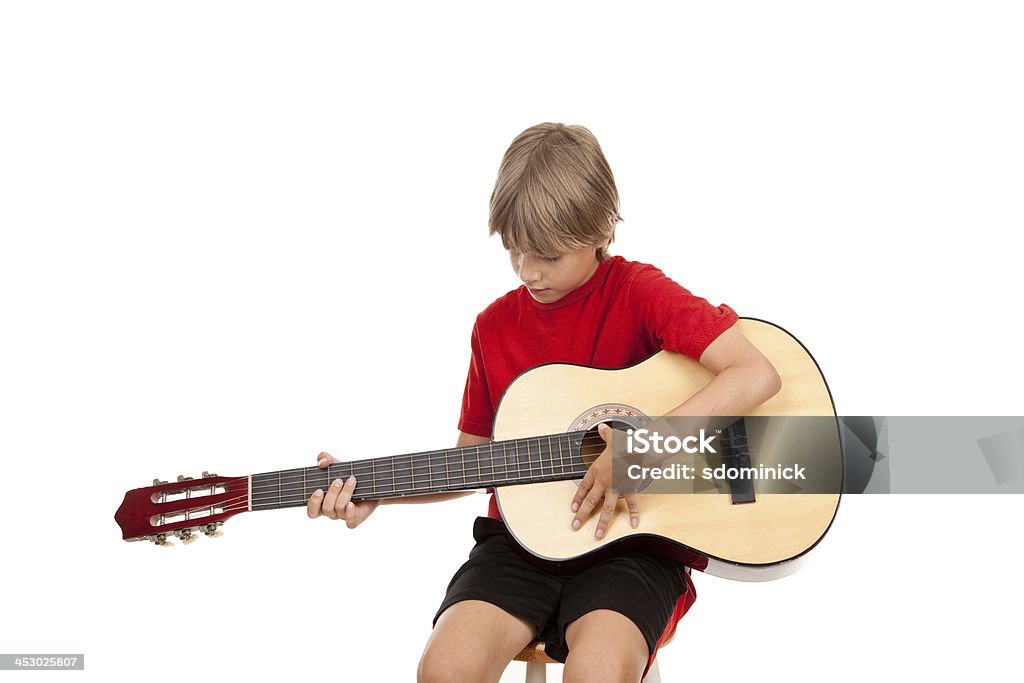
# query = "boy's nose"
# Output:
<box><xmin>517</xmin><ymin>257</ymin><xmax>542</xmax><ymax>284</ymax></box>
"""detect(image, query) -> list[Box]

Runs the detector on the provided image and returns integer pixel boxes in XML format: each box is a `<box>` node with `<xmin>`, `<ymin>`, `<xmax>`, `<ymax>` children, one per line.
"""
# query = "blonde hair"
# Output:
<box><xmin>489</xmin><ymin>123</ymin><xmax>621</xmax><ymax>261</ymax></box>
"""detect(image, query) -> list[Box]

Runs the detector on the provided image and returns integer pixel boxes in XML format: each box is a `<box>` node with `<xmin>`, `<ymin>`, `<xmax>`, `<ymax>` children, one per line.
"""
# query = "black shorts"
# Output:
<box><xmin>432</xmin><ymin>517</ymin><xmax>688</xmax><ymax>663</ymax></box>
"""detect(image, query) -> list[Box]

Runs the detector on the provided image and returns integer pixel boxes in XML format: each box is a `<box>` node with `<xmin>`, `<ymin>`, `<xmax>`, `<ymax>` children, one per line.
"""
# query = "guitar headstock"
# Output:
<box><xmin>114</xmin><ymin>472</ymin><xmax>249</xmax><ymax>545</ymax></box>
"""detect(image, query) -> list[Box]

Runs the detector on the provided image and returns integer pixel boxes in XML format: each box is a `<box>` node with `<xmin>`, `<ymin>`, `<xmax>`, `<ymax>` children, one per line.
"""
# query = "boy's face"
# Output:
<box><xmin>509</xmin><ymin>244</ymin><xmax>602</xmax><ymax>304</ymax></box>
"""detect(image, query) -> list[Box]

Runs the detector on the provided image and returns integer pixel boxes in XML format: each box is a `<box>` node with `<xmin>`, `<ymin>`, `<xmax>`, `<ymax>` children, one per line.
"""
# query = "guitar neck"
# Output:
<box><xmin>248</xmin><ymin>431</ymin><xmax>591</xmax><ymax>513</ymax></box>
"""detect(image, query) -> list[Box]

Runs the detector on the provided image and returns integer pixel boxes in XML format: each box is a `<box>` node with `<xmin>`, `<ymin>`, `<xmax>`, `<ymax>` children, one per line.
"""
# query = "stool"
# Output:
<box><xmin>513</xmin><ymin>640</ymin><xmax>663</xmax><ymax>683</ymax></box>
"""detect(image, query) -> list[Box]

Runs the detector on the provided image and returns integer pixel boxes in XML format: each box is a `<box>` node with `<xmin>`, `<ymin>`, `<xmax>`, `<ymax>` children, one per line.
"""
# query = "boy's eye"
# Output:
<box><xmin>539</xmin><ymin>255</ymin><xmax>561</xmax><ymax>263</ymax></box>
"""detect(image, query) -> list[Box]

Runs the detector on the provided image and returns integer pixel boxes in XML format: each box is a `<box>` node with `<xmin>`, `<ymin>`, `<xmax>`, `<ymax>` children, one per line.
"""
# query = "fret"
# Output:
<box><xmin>538</xmin><ymin>438</ymin><xmax>550</xmax><ymax>481</ymax></box>
<box><xmin>412</xmin><ymin>451</ymin><xmax>430</xmax><ymax>494</ymax></box>
<box><xmin>497</xmin><ymin>440</ymin><xmax>509</xmax><ymax>483</ymax></box>
<box><xmin>369</xmin><ymin>456</ymin><xmax>377</xmax><ymax>498</ymax></box>
<box><xmin>562</xmin><ymin>433</ymin><xmax>582</xmax><ymax>477</ymax></box>
<box><xmin>393</xmin><ymin>452</ymin><xmax>413</xmax><ymax>496</ymax></box>
<box><xmin>447</xmin><ymin>448</ymin><xmax>465</xmax><ymax>490</ymax></box>
<box><xmin>509</xmin><ymin>440</ymin><xmax>524</xmax><ymax>483</ymax></box>
<box><xmin>546</xmin><ymin>434</ymin><xmax>560</xmax><ymax>479</ymax></box>
<box><xmin>429</xmin><ymin>448</ymin><xmax>450</xmax><ymax>493</ymax></box>
<box><xmin>252</xmin><ymin>471</ymin><xmax>281</xmax><ymax>510</ymax></box>
<box><xmin>539</xmin><ymin>436</ymin><xmax>551</xmax><ymax>481</ymax></box>
<box><xmin>282</xmin><ymin>467</ymin><xmax>303</xmax><ymax>505</ymax></box>
<box><xmin>380</xmin><ymin>456</ymin><xmax>395</xmax><ymax>499</ymax></box>
<box><xmin>314</xmin><ymin>463</ymin><xmax>331</xmax><ymax>494</ymax></box>
<box><xmin>524</xmin><ymin>435</ymin><xmax>541</xmax><ymax>481</ymax></box>
<box><xmin>463</xmin><ymin>446</ymin><xmax>481</xmax><ymax>489</ymax></box>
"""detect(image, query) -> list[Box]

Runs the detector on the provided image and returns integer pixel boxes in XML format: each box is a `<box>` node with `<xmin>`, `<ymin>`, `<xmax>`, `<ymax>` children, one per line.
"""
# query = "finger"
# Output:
<box><xmin>316</xmin><ymin>452</ymin><xmax>339</xmax><ymax>467</ymax></box>
<box><xmin>345</xmin><ymin>500</ymin><xmax>368</xmax><ymax>529</ymax></box>
<box><xmin>345</xmin><ymin>502</ymin><xmax>359</xmax><ymax>529</ymax></box>
<box><xmin>597</xmin><ymin>422</ymin><xmax>613</xmax><ymax>445</ymax></box>
<box><xmin>573</xmin><ymin>476</ymin><xmax>606</xmax><ymax>530</ymax></box>
<box><xmin>594</xmin><ymin>488</ymin><xmax>619</xmax><ymax>540</ymax></box>
<box><xmin>623</xmin><ymin>493</ymin><xmax>641</xmax><ymax>529</ymax></box>
<box><xmin>321</xmin><ymin>478</ymin><xmax>344</xmax><ymax>519</ymax></box>
<box><xmin>570</xmin><ymin>472</ymin><xmax>594</xmax><ymax>513</ymax></box>
<box><xmin>346</xmin><ymin>498</ymin><xmax>379</xmax><ymax>529</ymax></box>
<box><xmin>306</xmin><ymin>488</ymin><xmax>324</xmax><ymax>519</ymax></box>
<box><xmin>332</xmin><ymin>476</ymin><xmax>357</xmax><ymax>521</ymax></box>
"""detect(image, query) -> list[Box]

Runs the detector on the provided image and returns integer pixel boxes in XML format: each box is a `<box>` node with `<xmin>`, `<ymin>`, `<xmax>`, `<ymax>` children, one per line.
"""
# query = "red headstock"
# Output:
<box><xmin>114</xmin><ymin>472</ymin><xmax>249</xmax><ymax>545</ymax></box>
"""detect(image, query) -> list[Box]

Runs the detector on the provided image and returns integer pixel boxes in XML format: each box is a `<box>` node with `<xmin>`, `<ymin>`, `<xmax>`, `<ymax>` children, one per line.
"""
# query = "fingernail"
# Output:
<box><xmin>631</xmin><ymin>518</ymin><xmax>638</xmax><ymax>529</ymax></box>
<box><xmin>572</xmin><ymin>519</ymin><xmax>581</xmax><ymax>530</ymax></box>
<box><xmin>347</xmin><ymin>502</ymin><xmax>355</xmax><ymax>513</ymax></box>
<box><xmin>332</xmin><ymin>479</ymin><xmax>343</xmax><ymax>488</ymax></box>
<box><xmin>313</xmin><ymin>489</ymin><xmax>323</xmax><ymax>497</ymax></box>
<box><xmin>346</xmin><ymin>476</ymin><xmax>356</xmax><ymax>487</ymax></box>
<box><xmin>571</xmin><ymin>502</ymin><xmax>579</xmax><ymax>512</ymax></box>
<box><xmin>595</xmin><ymin>528</ymin><xmax>604</xmax><ymax>539</ymax></box>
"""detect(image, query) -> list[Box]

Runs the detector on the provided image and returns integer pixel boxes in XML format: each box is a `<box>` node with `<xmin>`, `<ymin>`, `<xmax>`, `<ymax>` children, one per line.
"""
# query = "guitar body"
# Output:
<box><xmin>493</xmin><ymin>318</ymin><xmax>842</xmax><ymax>581</ymax></box>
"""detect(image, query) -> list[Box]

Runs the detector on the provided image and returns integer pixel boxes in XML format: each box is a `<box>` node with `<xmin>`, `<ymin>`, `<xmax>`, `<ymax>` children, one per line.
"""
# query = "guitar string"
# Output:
<box><xmin>151</xmin><ymin>430</ymin><xmax>745</xmax><ymax>502</ymax></box>
<box><xmin>146</xmin><ymin>431</ymin><xmax>748</xmax><ymax>527</ymax></box>
<box><xmin>243</xmin><ymin>431</ymin><xmax>745</xmax><ymax>498</ymax></box>
<box><xmin>242</xmin><ymin>432</ymin><xmax>605</xmax><ymax>494</ymax></box>
<box><xmin>147</xmin><ymin>447</ymin><xmax>598</xmax><ymax>528</ymax></box>
<box><xmin>151</xmin><ymin>431</ymin><xmax>747</xmax><ymax>510</ymax></box>
<box><xmin>148</xmin><ymin>435</ymin><xmax>595</xmax><ymax>524</ymax></box>
<box><xmin>158</xmin><ymin>447</ymin><xmax>594</xmax><ymax>518</ymax></box>
<box><xmin>244</xmin><ymin>429</ymin><xmax>745</xmax><ymax>493</ymax></box>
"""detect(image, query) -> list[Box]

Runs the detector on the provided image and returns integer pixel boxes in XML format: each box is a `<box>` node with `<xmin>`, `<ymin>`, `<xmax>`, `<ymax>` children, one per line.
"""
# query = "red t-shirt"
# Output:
<box><xmin>457</xmin><ymin>255</ymin><xmax>737</xmax><ymax>670</ymax></box>
<box><xmin>459</xmin><ymin>255</ymin><xmax>738</xmax><ymax>443</ymax></box>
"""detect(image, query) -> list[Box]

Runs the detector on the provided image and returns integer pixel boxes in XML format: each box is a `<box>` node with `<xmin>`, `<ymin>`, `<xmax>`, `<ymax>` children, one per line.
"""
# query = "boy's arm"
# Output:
<box><xmin>307</xmin><ymin>431</ymin><xmax>490</xmax><ymax>525</ymax></box>
<box><xmin>668</xmin><ymin>323</ymin><xmax>782</xmax><ymax>417</ymax></box>
<box><xmin>571</xmin><ymin>323</ymin><xmax>782</xmax><ymax>537</ymax></box>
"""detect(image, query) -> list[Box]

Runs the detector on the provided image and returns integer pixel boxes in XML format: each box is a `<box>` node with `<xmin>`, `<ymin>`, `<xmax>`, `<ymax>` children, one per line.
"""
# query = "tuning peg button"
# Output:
<box><xmin>202</xmin><ymin>471</ymin><xmax>218</xmax><ymax>478</ymax></box>
<box><xmin>150</xmin><ymin>533</ymin><xmax>174</xmax><ymax>547</ymax></box>
<box><xmin>152</xmin><ymin>479</ymin><xmax>168</xmax><ymax>486</ymax></box>
<box><xmin>176</xmin><ymin>475</ymin><xmax>193</xmax><ymax>482</ymax></box>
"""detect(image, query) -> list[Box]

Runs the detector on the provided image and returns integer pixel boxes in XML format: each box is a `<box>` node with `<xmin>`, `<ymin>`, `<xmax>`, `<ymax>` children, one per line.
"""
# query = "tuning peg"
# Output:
<box><xmin>176</xmin><ymin>475</ymin><xmax>194</xmax><ymax>482</ymax></box>
<box><xmin>175</xmin><ymin>528</ymin><xmax>196</xmax><ymax>544</ymax></box>
<box><xmin>202</xmin><ymin>471</ymin><xmax>218</xmax><ymax>478</ymax></box>
<box><xmin>152</xmin><ymin>478</ymin><xmax>168</xmax><ymax>486</ymax></box>
<box><xmin>150</xmin><ymin>533</ymin><xmax>174</xmax><ymax>547</ymax></box>
<box><xmin>203</xmin><ymin>523</ymin><xmax>223</xmax><ymax>538</ymax></box>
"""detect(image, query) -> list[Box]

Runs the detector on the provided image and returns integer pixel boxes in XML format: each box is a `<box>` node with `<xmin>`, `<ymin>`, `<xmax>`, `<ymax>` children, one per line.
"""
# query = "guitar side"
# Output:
<box><xmin>492</xmin><ymin>318</ymin><xmax>842</xmax><ymax>581</ymax></box>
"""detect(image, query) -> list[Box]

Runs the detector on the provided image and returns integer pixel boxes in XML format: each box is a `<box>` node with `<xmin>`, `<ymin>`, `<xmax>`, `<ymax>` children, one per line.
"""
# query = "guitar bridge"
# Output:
<box><xmin>723</xmin><ymin>419</ymin><xmax>756</xmax><ymax>504</ymax></box>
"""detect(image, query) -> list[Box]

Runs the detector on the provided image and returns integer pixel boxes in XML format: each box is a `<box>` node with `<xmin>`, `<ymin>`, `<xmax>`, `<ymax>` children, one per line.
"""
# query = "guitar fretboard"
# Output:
<box><xmin>248</xmin><ymin>431</ymin><xmax>591</xmax><ymax>511</ymax></box>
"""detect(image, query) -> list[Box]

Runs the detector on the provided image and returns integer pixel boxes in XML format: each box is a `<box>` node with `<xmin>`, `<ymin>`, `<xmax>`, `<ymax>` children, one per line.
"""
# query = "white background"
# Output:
<box><xmin>2</xmin><ymin>2</ymin><xmax>1022</xmax><ymax>681</ymax></box>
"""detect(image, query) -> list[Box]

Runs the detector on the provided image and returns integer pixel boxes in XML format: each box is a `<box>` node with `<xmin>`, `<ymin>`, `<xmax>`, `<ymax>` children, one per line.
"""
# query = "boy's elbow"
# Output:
<box><xmin>761</xmin><ymin>360</ymin><xmax>783</xmax><ymax>401</ymax></box>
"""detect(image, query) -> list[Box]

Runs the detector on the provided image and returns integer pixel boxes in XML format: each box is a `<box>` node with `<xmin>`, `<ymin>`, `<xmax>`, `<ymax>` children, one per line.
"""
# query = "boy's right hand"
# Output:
<box><xmin>306</xmin><ymin>452</ymin><xmax>380</xmax><ymax>528</ymax></box>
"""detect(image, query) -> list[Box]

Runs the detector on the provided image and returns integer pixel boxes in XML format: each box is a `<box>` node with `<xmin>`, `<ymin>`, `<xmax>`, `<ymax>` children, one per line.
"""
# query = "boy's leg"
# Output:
<box><xmin>547</xmin><ymin>552</ymin><xmax>689</xmax><ymax>682</ymax></box>
<box><xmin>561</xmin><ymin>609</ymin><xmax>648</xmax><ymax>683</ymax></box>
<box><xmin>418</xmin><ymin>599</ymin><xmax>536</xmax><ymax>683</ymax></box>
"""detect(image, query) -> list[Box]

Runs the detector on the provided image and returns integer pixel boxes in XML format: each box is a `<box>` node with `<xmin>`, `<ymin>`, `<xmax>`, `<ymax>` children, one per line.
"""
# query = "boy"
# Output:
<box><xmin>307</xmin><ymin>123</ymin><xmax>781</xmax><ymax>682</ymax></box>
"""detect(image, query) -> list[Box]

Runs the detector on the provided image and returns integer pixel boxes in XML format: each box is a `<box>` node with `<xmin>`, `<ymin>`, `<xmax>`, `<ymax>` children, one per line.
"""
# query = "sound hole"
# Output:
<box><xmin>579</xmin><ymin>419</ymin><xmax>633</xmax><ymax>468</ymax></box>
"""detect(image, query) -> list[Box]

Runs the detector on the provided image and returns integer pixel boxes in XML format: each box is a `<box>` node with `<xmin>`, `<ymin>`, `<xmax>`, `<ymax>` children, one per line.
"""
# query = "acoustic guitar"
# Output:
<box><xmin>115</xmin><ymin>318</ymin><xmax>843</xmax><ymax>581</ymax></box>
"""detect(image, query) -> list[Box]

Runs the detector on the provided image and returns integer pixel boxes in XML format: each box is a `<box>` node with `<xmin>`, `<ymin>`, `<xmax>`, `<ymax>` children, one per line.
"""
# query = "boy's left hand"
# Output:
<box><xmin>569</xmin><ymin>422</ymin><xmax>640</xmax><ymax>540</ymax></box>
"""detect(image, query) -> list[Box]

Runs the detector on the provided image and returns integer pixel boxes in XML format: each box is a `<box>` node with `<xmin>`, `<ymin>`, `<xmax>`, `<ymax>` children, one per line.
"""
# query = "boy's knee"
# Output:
<box><xmin>565</xmin><ymin>659</ymin><xmax>643</xmax><ymax>683</ymax></box>
<box><xmin>562</xmin><ymin>632</ymin><xmax>648</xmax><ymax>683</ymax></box>
<box><xmin>417</xmin><ymin>643</ymin><xmax>498</xmax><ymax>683</ymax></box>
<box><xmin>563</xmin><ymin>656</ymin><xmax>643</xmax><ymax>683</ymax></box>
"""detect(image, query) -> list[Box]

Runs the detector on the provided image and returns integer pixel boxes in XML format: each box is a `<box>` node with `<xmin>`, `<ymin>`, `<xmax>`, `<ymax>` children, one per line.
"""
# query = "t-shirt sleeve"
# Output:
<box><xmin>457</xmin><ymin>320</ymin><xmax>494</xmax><ymax>437</ymax></box>
<box><xmin>627</xmin><ymin>264</ymin><xmax>739</xmax><ymax>361</ymax></box>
